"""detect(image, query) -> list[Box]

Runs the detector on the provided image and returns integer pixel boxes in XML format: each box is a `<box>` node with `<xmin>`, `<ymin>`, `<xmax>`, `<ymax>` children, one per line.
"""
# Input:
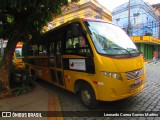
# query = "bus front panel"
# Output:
<box><xmin>93</xmin><ymin>54</ymin><xmax>145</xmax><ymax>101</ymax></box>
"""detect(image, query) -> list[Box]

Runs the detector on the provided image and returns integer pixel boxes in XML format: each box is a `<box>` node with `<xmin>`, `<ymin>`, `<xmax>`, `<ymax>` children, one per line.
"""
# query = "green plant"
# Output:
<box><xmin>15</xmin><ymin>83</ymin><xmax>32</xmax><ymax>96</ymax></box>
<box><xmin>10</xmin><ymin>66</ymin><xmax>34</xmax><ymax>96</ymax></box>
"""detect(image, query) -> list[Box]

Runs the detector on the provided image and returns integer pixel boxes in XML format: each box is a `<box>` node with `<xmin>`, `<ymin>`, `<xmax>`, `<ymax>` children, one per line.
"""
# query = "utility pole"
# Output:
<box><xmin>127</xmin><ymin>0</ymin><xmax>130</xmax><ymax>36</ymax></box>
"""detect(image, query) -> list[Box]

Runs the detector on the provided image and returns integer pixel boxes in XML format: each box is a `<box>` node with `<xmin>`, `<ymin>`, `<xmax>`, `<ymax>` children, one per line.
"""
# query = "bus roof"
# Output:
<box><xmin>34</xmin><ymin>18</ymin><xmax>113</xmax><ymax>44</ymax></box>
<box><xmin>16</xmin><ymin>42</ymin><xmax>23</xmax><ymax>48</ymax></box>
<box><xmin>43</xmin><ymin>18</ymin><xmax>111</xmax><ymax>36</ymax></box>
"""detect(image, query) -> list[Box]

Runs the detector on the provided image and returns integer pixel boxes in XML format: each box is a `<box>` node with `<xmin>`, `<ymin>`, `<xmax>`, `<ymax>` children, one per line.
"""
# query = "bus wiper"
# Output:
<box><xmin>129</xmin><ymin>48</ymin><xmax>140</xmax><ymax>53</ymax></box>
<box><xmin>112</xmin><ymin>47</ymin><xmax>132</xmax><ymax>56</ymax></box>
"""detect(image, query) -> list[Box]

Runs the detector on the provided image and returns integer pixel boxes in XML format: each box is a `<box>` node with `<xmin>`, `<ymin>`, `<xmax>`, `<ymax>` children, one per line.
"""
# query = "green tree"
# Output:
<box><xmin>0</xmin><ymin>0</ymin><xmax>79</xmax><ymax>91</ymax></box>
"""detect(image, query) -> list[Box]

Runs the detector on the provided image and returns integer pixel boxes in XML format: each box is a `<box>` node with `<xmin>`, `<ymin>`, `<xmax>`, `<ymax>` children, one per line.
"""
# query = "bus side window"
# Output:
<box><xmin>49</xmin><ymin>43</ymin><xmax>55</xmax><ymax>67</ymax></box>
<box><xmin>42</xmin><ymin>45</ymin><xmax>47</xmax><ymax>56</ymax></box>
<box><xmin>29</xmin><ymin>45</ymin><xmax>33</xmax><ymax>56</ymax></box>
<box><xmin>66</xmin><ymin>39</ymin><xmax>74</xmax><ymax>49</ymax></box>
<box><xmin>32</xmin><ymin>45</ymin><xmax>38</xmax><ymax>56</ymax></box>
<box><xmin>66</xmin><ymin>38</ymin><xmax>78</xmax><ymax>48</ymax></box>
<box><xmin>38</xmin><ymin>44</ymin><xmax>47</xmax><ymax>56</ymax></box>
<box><xmin>38</xmin><ymin>45</ymin><xmax>43</xmax><ymax>55</ymax></box>
<box><xmin>65</xmin><ymin>29</ymin><xmax>91</xmax><ymax>56</ymax></box>
<box><xmin>50</xmin><ymin>43</ymin><xmax>55</xmax><ymax>57</ymax></box>
<box><xmin>56</xmin><ymin>34</ymin><xmax>63</xmax><ymax>55</ymax></box>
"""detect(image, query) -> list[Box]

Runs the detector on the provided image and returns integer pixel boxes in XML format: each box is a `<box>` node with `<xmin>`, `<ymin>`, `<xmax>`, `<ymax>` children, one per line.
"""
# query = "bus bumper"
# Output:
<box><xmin>95</xmin><ymin>74</ymin><xmax>145</xmax><ymax>101</ymax></box>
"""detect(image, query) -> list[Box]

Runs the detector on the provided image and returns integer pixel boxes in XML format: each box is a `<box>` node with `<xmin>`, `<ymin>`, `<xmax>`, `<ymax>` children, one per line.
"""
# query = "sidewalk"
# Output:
<box><xmin>145</xmin><ymin>59</ymin><xmax>153</xmax><ymax>64</ymax></box>
<box><xmin>0</xmin><ymin>82</ymin><xmax>64</xmax><ymax>120</ymax></box>
<box><xmin>145</xmin><ymin>59</ymin><xmax>159</xmax><ymax>64</ymax></box>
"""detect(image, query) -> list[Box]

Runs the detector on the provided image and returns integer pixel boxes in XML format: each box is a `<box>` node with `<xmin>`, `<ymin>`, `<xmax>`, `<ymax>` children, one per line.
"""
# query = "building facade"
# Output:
<box><xmin>152</xmin><ymin>3</ymin><xmax>160</xmax><ymax>39</ymax></box>
<box><xmin>47</xmin><ymin>0</ymin><xmax>112</xmax><ymax>30</ymax></box>
<box><xmin>0</xmin><ymin>39</ymin><xmax>7</xmax><ymax>57</ymax></box>
<box><xmin>112</xmin><ymin>0</ymin><xmax>160</xmax><ymax>59</ymax></box>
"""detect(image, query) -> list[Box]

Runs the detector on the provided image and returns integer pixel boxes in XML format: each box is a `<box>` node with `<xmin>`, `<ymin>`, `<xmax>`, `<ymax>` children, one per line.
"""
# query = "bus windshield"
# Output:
<box><xmin>85</xmin><ymin>21</ymin><xmax>140</xmax><ymax>57</ymax></box>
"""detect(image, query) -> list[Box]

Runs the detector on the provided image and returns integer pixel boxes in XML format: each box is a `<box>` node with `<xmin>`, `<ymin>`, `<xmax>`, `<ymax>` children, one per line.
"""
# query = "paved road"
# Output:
<box><xmin>39</xmin><ymin>62</ymin><xmax>160</xmax><ymax>120</ymax></box>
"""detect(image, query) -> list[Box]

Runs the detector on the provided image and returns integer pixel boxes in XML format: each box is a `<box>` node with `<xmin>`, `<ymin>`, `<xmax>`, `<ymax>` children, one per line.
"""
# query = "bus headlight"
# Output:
<box><xmin>102</xmin><ymin>72</ymin><xmax>122</xmax><ymax>80</ymax></box>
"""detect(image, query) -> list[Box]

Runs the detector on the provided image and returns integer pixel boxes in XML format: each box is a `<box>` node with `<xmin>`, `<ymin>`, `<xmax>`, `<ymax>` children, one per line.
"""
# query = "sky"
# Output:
<box><xmin>97</xmin><ymin>0</ymin><xmax>160</xmax><ymax>12</ymax></box>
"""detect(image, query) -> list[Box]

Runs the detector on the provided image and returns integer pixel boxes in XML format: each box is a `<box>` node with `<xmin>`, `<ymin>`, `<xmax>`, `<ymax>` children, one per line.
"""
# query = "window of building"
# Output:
<box><xmin>155</xmin><ymin>23</ymin><xmax>157</xmax><ymax>31</ymax></box>
<box><xmin>94</xmin><ymin>15</ymin><xmax>102</xmax><ymax>19</ymax></box>
<box><xmin>134</xmin><ymin>17</ymin><xmax>136</xmax><ymax>24</ymax></box>
<box><xmin>146</xmin><ymin>17</ymin><xmax>148</xmax><ymax>25</ymax></box>
<box><xmin>116</xmin><ymin>18</ymin><xmax>120</xmax><ymax>25</ymax></box>
<box><xmin>84</xmin><ymin>12</ymin><xmax>92</xmax><ymax>18</ymax></box>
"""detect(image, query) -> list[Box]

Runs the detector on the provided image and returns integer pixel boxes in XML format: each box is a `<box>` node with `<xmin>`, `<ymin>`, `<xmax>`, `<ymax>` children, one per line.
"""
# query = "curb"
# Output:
<box><xmin>145</xmin><ymin>60</ymin><xmax>160</xmax><ymax>64</ymax></box>
<box><xmin>48</xmin><ymin>93</ymin><xmax>64</xmax><ymax>120</ymax></box>
<box><xmin>145</xmin><ymin>60</ymin><xmax>153</xmax><ymax>64</ymax></box>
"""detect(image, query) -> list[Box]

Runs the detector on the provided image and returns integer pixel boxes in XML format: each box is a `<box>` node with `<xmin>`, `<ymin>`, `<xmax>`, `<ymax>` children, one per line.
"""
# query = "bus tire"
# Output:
<box><xmin>78</xmin><ymin>83</ymin><xmax>98</xmax><ymax>109</ymax></box>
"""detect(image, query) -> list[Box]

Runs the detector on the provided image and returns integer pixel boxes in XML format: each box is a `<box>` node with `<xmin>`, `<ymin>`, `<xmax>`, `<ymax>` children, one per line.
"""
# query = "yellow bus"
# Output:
<box><xmin>23</xmin><ymin>18</ymin><xmax>145</xmax><ymax>109</ymax></box>
<box><xmin>13</xmin><ymin>42</ymin><xmax>25</xmax><ymax>69</ymax></box>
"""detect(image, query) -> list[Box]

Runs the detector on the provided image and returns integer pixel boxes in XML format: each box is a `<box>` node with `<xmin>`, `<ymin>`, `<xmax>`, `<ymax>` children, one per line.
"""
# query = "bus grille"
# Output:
<box><xmin>126</xmin><ymin>68</ymin><xmax>143</xmax><ymax>80</ymax></box>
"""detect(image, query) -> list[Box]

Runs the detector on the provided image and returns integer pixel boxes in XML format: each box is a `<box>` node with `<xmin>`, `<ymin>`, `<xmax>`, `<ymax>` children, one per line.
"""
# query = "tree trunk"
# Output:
<box><xmin>0</xmin><ymin>34</ymin><xmax>18</xmax><ymax>91</ymax></box>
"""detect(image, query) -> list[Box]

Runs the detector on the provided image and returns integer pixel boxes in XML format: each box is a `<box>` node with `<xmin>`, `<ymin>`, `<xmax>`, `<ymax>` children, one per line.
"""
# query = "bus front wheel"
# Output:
<box><xmin>79</xmin><ymin>83</ymin><xmax>98</xmax><ymax>109</ymax></box>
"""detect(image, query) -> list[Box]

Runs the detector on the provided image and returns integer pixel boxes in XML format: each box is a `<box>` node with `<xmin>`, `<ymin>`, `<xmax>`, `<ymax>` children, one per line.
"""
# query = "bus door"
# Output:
<box><xmin>49</xmin><ymin>37</ymin><xmax>65</xmax><ymax>87</ymax></box>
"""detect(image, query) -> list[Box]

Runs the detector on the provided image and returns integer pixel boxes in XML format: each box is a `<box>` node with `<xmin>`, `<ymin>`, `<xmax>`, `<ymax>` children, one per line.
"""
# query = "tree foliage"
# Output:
<box><xmin>0</xmin><ymin>0</ymin><xmax>79</xmax><ymax>40</ymax></box>
<box><xmin>0</xmin><ymin>0</ymin><xmax>79</xmax><ymax>91</ymax></box>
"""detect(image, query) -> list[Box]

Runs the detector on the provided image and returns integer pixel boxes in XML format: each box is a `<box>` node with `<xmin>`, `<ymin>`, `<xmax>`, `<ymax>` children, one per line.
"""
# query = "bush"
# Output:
<box><xmin>10</xmin><ymin>66</ymin><xmax>34</xmax><ymax>96</ymax></box>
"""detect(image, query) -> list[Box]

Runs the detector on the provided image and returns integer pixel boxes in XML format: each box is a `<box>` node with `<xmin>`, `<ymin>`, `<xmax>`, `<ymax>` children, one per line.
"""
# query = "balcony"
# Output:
<box><xmin>143</xmin><ymin>26</ymin><xmax>153</xmax><ymax>36</ymax></box>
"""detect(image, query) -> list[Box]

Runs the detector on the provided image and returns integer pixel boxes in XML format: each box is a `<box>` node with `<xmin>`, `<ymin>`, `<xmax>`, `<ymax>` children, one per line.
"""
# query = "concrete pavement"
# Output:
<box><xmin>0</xmin><ymin>82</ymin><xmax>64</xmax><ymax>120</ymax></box>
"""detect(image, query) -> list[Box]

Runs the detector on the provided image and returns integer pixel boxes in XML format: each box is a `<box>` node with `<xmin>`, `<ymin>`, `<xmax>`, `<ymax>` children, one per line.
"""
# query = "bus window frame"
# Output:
<box><xmin>64</xmin><ymin>23</ymin><xmax>93</xmax><ymax>57</ymax></box>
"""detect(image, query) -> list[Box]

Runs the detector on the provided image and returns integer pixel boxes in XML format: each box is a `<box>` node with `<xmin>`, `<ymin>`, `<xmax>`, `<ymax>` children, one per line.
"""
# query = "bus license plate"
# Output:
<box><xmin>134</xmin><ymin>77</ymin><xmax>142</xmax><ymax>84</ymax></box>
<box><xmin>130</xmin><ymin>78</ymin><xmax>142</xmax><ymax>91</ymax></box>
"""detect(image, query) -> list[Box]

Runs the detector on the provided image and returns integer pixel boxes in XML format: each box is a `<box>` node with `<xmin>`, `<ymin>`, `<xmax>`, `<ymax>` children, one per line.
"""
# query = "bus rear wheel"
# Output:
<box><xmin>79</xmin><ymin>83</ymin><xmax>98</xmax><ymax>109</ymax></box>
